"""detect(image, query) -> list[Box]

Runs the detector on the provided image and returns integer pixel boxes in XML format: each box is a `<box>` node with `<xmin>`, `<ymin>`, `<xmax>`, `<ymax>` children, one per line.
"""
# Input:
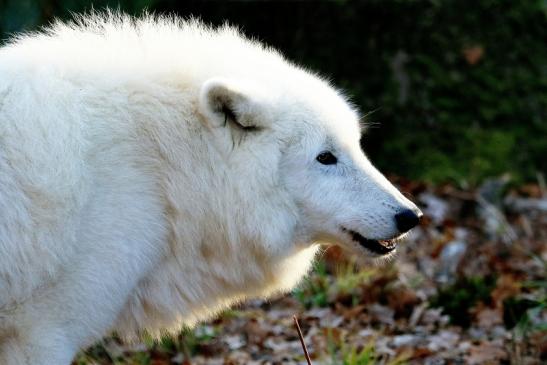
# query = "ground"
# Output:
<box><xmin>74</xmin><ymin>178</ymin><xmax>547</xmax><ymax>365</ymax></box>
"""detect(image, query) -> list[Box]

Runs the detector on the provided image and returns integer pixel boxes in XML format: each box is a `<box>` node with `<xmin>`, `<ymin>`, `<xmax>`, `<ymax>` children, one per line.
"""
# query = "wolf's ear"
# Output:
<box><xmin>199</xmin><ymin>78</ymin><xmax>269</xmax><ymax>131</ymax></box>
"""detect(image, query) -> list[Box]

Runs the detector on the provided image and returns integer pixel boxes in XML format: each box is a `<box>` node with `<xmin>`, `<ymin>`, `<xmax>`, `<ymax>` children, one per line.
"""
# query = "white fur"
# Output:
<box><xmin>0</xmin><ymin>13</ymin><xmax>419</xmax><ymax>364</ymax></box>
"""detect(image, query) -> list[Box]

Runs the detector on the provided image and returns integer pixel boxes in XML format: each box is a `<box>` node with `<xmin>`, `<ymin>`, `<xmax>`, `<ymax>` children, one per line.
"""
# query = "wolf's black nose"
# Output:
<box><xmin>395</xmin><ymin>209</ymin><xmax>422</xmax><ymax>233</ymax></box>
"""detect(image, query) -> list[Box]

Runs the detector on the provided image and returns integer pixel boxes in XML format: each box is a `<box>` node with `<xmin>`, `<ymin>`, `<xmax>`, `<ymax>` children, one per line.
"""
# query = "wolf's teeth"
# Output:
<box><xmin>378</xmin><ymin>239</ymin><xmax>398</xmax><ymax>249</ymax></box>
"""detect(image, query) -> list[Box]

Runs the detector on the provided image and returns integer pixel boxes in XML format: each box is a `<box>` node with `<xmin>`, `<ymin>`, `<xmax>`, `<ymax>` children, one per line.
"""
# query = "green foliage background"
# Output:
<box><xmin>1</xmin><ymin>0</ymin><xmax>546</xmax><ymax>185</ymax></box>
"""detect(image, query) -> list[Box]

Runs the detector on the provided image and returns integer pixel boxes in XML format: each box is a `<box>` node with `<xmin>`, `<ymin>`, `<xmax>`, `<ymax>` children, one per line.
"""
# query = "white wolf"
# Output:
<box><xmin>0</xmin><ymin>13</ymin><xmax>421</xmax><ymax>364</ymax></box>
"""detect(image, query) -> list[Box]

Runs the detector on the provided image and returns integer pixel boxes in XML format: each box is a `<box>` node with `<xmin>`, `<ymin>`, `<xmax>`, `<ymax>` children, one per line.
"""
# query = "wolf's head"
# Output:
<box><xmin>198</xmin><ymin>74</ymin><xmax>422</xmax><ymax>261</ymax></box>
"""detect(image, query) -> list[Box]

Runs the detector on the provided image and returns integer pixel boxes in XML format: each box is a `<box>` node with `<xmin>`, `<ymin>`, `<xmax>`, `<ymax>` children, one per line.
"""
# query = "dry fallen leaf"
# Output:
<box><xmin>476</xmin><ymin>307</ymin><xmax>503</xmax><ymax>328</ymax></box>
<box><xmin>466</xmin><ymin>341</ymin><xmax>508</xmax><ymax>364</ymax></box>
<box><xmin>463</xmin><ymin>45</ymin><xmax>485</xmax><ymax>65</ymax></box>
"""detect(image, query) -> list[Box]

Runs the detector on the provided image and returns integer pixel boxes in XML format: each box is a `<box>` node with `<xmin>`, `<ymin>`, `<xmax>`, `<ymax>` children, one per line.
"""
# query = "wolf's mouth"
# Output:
<box><xmin>342</xmin><ymin>228</ymin><xmax>398</xmax><ymax>255</ymax></box>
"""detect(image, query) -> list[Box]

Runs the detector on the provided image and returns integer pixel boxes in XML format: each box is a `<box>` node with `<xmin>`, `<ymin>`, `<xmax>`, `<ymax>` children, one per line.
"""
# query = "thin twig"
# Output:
<box><xmin>293</xmin><ymin>315</ymin><xmax>313</xmax><ymax>365</ymax></box>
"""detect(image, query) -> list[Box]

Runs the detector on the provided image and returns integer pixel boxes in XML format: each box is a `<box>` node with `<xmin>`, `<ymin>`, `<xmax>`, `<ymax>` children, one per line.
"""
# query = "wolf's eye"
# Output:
<box><xmin>316</xmin><ymin>151</ymin><xmax>337</xmax><ymax>165</ymax></box>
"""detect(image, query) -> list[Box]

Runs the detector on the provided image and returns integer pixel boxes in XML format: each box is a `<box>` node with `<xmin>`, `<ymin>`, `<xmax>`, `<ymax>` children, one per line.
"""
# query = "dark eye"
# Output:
<box><xmin>316</xmin><ymin>151</ymin><xmax>337</xmax><ymax>165</ymax></box>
